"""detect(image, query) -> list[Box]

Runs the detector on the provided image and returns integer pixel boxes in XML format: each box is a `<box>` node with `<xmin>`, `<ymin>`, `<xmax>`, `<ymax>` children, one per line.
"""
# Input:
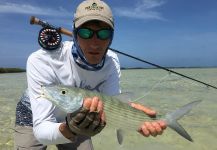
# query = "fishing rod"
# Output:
<box><xmin>109</xmin><ymin>48</ymin><xmax>217</xmax><ymax>90</ymax></box>
<box><xmin>30</xmin><ymin>16</ymin><xmax>217</xmax><ymax>90</ymax></box>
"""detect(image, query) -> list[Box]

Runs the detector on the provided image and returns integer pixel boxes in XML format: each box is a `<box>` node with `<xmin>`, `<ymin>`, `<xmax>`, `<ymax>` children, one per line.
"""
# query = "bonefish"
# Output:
<box><xmin>41</xmin><ymin>85</ymin><xmax>201</xmax><ymax>143</ymax></box>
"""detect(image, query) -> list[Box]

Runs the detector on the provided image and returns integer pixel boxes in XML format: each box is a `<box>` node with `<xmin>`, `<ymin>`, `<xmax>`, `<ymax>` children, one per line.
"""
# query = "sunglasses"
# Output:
<box><xmin>76</xmin><ymin>28</ymin><xmax>113</xmax><ymax>40</ymax></box>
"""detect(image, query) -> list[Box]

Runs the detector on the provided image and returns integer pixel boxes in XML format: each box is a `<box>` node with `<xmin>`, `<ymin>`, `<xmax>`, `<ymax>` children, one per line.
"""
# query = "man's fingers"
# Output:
<box><xmin>83</xmin><ymin>98</ymin><xmax>92</xmax><ymax>109</ymax></box>
<box><xmin>89</xmin><ymin>111</ymin><xmax>106</xmax><ymax>130</ymax></box>
<box><xmin>90</xmin><ymin>97</ymin><xmax>99</xmax><ymax>112</ymax></box>
<box><xmin>130</xmin><ymin>103</ymin><xmax>156</xmax><ymax>117</ymax></box>
<box><xmin>139</xmin><ymin>121</ymin><xmax>167</xmax><ymax>137</ymax></box>
<box><xmin>97</xmin><ymin>99</ymin><xmax>104</xmax><ymax>113</ymax></box>
<box><xmin>157</xmin><ymin>120</ymin><xmax>167</xmax><ymax>130</ymax></box>
<box><xmin>78</xmin><ymin>111</ymin><xmax>97</xmax><ymax>128</ymax></box>
<box><xmin>71</xmin><ymin>112</ymin><xmax>86</xmax><ymax>124</ymax></box>
<box><xmin>71</xmin><ymin>96</ymin><xmax>105</xmax><ymax>128</ymax></box>
<box><xmin>100</xmin><ymin>111</ymin><xmax>106</xmax><ymax>123</ymax></box>
<box><xmin>152</xmin><ymin>122</ymin><xmax>163</xmax><ymax>135</ymax></box>
<box><xmin>70</xmin><ymin>108</ymin><xmax>88</xmax><ymax>123</ymax></box>
<box><xmin>144</xmin><ymin>122</ymin><xmax>157</xmax><ymax>137</ymax></box>
<box><xmin>139</xmin><ymin>125</ymin><xmax>150</xmax><ymax>137</ymax></box>
<box><xmin>67</xmin><ymin>97</ymin><xmax>106</xmax><ymax>137</ymax></box>
<box><xmin>94</xmin><ymin>118</ymin><xmax>106</xmax><ymax>134</ymax></box>
<box><xmin>89</xmin><ymin>115</ymin><xmax>100</xmax><ymax>130</ymax></box>
<box><xmin>83</xmin><ymin>96</ymin><xmax>104</xmax><ymax>113</ymax></box>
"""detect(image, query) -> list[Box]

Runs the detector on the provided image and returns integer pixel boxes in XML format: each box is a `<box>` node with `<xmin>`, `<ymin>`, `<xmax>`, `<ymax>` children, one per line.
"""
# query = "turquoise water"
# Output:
<box><xmin>0</xmin><ymin>68</ymin><xmax>217</xmax><ymax>150</ymax></box>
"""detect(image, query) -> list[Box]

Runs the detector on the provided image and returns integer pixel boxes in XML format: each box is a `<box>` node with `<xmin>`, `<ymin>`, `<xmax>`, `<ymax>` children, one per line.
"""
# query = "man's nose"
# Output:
<box><xmin>89</xmin><ymin>34</ymin><xmax>100</xmax><ymax>48</ymax></box>
<box><xmin>89</xmin><ymin>43</ymin><xmax>100</xmax><ymax>49</ymax></box>
<box><xmin>91</xmin><ymin>33</ymin><xmax>101</xmax><ymax>43</ymax></box>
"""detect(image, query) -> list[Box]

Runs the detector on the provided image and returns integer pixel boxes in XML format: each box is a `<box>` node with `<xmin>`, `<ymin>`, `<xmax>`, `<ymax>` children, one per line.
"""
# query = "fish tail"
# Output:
<box><xmin>164</xmin><ymin>100</ymin><xmax>202</xmax><ymax>142</ymax></box>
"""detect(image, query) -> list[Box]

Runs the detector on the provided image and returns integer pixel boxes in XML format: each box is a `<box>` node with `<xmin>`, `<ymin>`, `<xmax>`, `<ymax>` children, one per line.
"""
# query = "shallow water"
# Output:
<box><xmin>0</xmin><ymin>68</ymin><xmax>216</xmax><ymax>150</ymax></box>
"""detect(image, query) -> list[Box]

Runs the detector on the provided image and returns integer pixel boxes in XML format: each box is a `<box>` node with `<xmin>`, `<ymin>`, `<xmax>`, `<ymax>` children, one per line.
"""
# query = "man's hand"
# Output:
<box><xmin>130</xmin><ymin>102</ymin><xmax>167</xmax><ymax>137</ymax></box>
<box><xmin>66</xmin><ymin>96</ymin><xmax>106</xmax><ymax>137</ymax></box>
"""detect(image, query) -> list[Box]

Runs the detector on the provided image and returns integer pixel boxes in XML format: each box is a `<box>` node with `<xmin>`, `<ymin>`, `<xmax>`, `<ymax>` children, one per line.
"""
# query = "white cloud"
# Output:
<box><xmin>0</xmin><ymin>2</ymin><xmax>71</xmax><ymax>17</ymax></box>
<box><xmin>114</xmin><ymin>0</ymin><xmax>167</xmax><ymax>21</ymax></box>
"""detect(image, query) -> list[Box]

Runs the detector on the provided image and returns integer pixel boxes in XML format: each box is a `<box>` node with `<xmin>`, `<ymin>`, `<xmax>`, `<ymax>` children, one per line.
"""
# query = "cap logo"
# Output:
<box><xmin>85</xmin><ymin>3</ymin><xmax>104</xmax><ymax>11</ymax></box>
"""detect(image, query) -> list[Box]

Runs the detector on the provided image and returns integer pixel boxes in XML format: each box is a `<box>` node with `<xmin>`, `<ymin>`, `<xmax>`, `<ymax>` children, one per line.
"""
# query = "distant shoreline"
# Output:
<box><xmin>0</xmin><ymin>68</ymin><xmax>26</xmax><ymax>73</ymax></box>
<box><xmin>0</xmin><ymin>66</ymin><xmax>216</xmax><ymax>73</ymax></box>
<box><xmin>121</xmin><ymin>66</ymin><xmax>217</xmax><ymax>70</ymax></box>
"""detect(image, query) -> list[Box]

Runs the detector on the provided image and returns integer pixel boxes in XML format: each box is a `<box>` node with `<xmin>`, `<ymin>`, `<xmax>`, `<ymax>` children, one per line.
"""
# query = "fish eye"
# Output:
<box><xmin>61</xmin><ymin>90</ymin><xmax>67</xmax><ymax>95</ymax></box>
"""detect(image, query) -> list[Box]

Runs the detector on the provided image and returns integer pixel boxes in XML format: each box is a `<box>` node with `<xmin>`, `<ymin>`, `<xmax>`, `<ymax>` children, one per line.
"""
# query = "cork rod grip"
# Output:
<box><xmin>30</xmin><ymin>16</ymin><xmax>73</xmax><ymax>37</ymax></box>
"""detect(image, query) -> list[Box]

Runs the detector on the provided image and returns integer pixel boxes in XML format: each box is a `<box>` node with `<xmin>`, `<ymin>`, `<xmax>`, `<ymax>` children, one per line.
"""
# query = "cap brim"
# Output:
<box><xmin>74</xmin><ymin>15</ymin><xmax>114</xmax><ymax>29</ymax></box>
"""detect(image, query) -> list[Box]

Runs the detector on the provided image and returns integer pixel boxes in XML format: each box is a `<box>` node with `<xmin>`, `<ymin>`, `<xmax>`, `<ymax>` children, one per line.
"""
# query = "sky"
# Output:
<box><xmin>0</xmin><ymin>0</ymin><xmax>217</xmax><ymax>69</ymax></box>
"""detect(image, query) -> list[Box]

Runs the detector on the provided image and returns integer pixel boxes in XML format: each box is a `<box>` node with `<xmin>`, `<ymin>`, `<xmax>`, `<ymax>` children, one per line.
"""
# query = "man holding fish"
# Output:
<box><xmin>14</xmin><ymin>0</ymin><xmax>166</xmax><ymax>149</ymax></box>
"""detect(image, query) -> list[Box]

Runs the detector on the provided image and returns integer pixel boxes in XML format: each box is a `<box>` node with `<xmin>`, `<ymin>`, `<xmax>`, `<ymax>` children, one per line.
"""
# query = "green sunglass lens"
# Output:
<box><xmin>98</xmin><ymin>29</ymin><xmax>112</xmax><ymax>40</ymax></box>
<box><xmin>77</xmin><ymin>28</ymin><xmax>112</xmax><ymax>40</ymax></box>
<box><xmin>78</xmin><ymin>29</ymin><xmax>93</xmax><ymax>39</ymax></box>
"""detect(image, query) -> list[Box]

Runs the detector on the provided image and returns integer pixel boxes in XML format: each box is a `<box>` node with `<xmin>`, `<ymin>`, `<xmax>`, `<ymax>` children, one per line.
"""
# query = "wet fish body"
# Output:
<box><xmin>41</xmin><ymin>85</ymin><xmax>201</xmax><ymax>142</ymax></box>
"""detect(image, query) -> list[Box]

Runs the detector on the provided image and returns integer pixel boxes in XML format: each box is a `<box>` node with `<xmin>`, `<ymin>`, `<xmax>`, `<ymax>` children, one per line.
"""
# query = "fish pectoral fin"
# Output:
<box><xmin>116</xmin><ymin>129</ymin><xmax>124</xmax><ymax>145</ymax></box>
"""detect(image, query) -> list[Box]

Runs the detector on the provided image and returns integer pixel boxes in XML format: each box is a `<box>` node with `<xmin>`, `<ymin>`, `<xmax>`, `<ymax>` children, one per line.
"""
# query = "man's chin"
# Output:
<box><xmin>87</xmin><ymin>59</ymin><xmax>101</xmax><ymax>65</ymax></box>
<box><xmin>86</xmin><ymin>55</ymin><xmax>103</xmax><ymax>65</ymax></box>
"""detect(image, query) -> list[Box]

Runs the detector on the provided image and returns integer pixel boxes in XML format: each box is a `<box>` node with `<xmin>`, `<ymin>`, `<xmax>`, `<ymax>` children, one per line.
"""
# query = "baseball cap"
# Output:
<box><xmin>74</xmin><ymin>0</ymin><xmax>114</xmax><ymax>29</ymax></box>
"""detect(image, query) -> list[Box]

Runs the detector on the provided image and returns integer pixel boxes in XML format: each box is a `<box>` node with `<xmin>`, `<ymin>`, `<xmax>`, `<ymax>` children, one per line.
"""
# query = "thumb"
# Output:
<box><xmin>130</xmin><ymin>102</ymin><xmax>156</xmax><ymax>117</ymax></box>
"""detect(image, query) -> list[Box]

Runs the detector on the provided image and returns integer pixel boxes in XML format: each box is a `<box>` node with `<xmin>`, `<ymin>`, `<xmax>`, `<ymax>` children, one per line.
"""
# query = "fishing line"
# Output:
<box><xmin>132</xmin><ymin>74</ymin><xmax>171</xmax><ymax>103</ymax></box>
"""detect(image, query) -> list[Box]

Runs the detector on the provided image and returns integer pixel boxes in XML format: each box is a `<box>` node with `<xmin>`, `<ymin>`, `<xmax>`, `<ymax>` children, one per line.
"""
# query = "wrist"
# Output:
<box><xmin>59</xmin><ymin>123</ymin><xmax>77</xmax><ymax>142</ymax></box>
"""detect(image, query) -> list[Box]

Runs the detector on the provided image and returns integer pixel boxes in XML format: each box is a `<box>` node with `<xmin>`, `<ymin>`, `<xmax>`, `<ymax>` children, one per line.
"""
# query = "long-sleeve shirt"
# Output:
<box><xmin>26</xmin><ymin>41</ymin><xmax>121</xmax><ymax>144</ymax></box>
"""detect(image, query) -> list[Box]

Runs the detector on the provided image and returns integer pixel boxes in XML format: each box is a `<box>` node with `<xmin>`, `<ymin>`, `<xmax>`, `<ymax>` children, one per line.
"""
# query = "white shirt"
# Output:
<box><xmin>27</xmin><ymin>41</ymin><xmax>121</xmax><ymax>144</ymax></box>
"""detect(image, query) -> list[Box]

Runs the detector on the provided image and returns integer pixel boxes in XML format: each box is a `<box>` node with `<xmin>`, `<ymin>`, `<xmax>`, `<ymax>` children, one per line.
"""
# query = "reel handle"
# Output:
<box><xmin>30</xmin><ymin>16</ymin><xmax>73</xmax><ymax>37</ymax></box>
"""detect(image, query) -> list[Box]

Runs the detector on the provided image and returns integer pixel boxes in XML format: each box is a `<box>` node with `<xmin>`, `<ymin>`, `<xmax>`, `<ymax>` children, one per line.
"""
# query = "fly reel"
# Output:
<box><xmin>38</xmin><ymin>27</ymin><xmax>62</xmax><ymax>50</ymax></box>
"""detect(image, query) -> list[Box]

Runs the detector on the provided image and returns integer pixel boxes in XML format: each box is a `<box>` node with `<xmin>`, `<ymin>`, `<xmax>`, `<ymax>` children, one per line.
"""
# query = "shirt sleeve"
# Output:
<box><xmin>27</xmin><ymin>53</ymin><xmax>71</xmax><ymax>145</ymax></box>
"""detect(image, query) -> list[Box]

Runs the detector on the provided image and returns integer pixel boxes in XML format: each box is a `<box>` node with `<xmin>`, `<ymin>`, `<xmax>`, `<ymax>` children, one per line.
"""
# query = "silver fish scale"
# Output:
<box><xmin>100</xmin><ymin>94</ymin><xmax>156</xmax><ymax>130</ymax></box>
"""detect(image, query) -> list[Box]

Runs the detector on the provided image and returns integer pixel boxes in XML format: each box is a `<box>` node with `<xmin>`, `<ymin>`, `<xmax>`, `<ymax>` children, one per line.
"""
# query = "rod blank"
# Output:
<box><xmin>29</xmin><ymin>16</ymin><xmax>217</xmax><ymax>90</ymax></box>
